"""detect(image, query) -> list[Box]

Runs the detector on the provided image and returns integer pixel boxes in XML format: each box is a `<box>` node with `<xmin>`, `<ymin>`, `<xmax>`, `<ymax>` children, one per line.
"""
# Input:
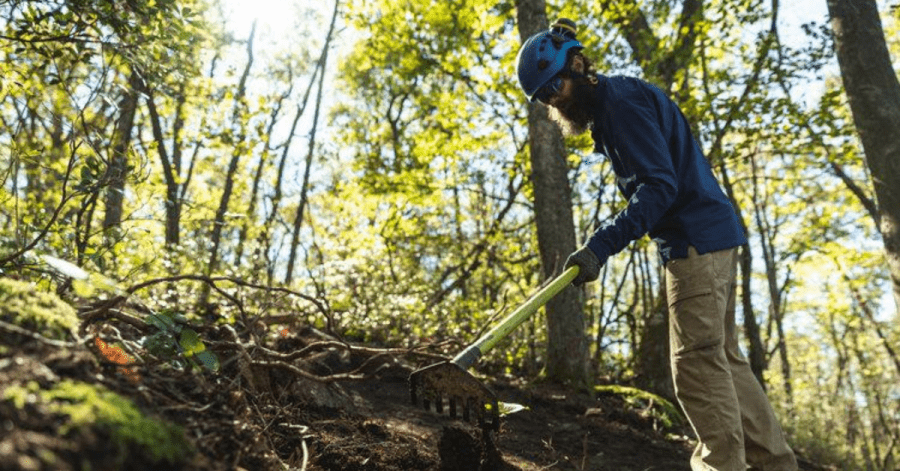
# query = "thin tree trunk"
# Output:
<box><xmin>750</xmin><ymin>153</ymin><xmax>793</xmax><ymax>405</ymax></box>
<box><xmin>235</xmin><ymin>80</ymin><xmax>292</xmax><ymax>269</ymax></box>
<box><xmin>143</xmin><ymin>82</ymin><xmax>189</xmax><ymax>247</ymax></box>
<box><xmin>740</xmin><ymin>244</ymin><xmax>767</xmax><ymax>382</ymax></box>
<box><xmin>102</xmin><ymin>69</ymin><xmax>139</xmax><ymax>236</ymax></box>
<box><xmin>635</xmin><ymin>280</ymin><xmax>674</xmax><ymax>401</ymax></box>
<box><xmin>849</xmin><ymin>282</ymin><xmax>900</xmax><ymax>379</ymax></box>
<box><xmin>262</xmin><ymin>91</ymin><xmax>309</xmax><ymax>285</ymax></box>
<box><xmin>720</xmin><ymin>161</ymin><xmax>767</xmax><ymax>385</ymax></box>
<box><xmin>284</xmin><ymin>60</ymin><xmax>322</xmax><ymax>284</ymax></box>
<box><xmin>205</xmin><ymin>23</ymin><xmax>256</xmax><ymax>284</ymax></box>
<box><xmin>284</xmin><ymin>0</ymin><xmax>340</xmax><ymax>285</ymax></box>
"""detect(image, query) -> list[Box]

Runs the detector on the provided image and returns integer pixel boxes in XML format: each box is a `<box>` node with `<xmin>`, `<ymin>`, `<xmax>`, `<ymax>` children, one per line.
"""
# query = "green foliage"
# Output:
<box><xmin>3</xmin><ymin>379</ymin><xmax>193</xmax><ymax>464</ymax></box>
<box><xmin>330</xmin><ymin>0</ymin><xmax>542</xmax><ymax>369</ymax></box>
<box><xmin>0</xmin><ymin>278</ymin><xmax>78</xmax><ymax>339</ymax></box>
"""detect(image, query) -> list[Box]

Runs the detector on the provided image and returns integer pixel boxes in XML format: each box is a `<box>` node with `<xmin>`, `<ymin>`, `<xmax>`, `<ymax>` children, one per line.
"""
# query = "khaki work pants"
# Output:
<box><xmin>666</xmin><ymin>247</ymin><xmax>798</xmax><ymax>471</ymax></box>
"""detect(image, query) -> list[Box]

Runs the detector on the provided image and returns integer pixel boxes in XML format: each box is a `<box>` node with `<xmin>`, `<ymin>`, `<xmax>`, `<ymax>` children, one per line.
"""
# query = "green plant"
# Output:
<box><xmin>145</xmin><ymin>309</ymin><xmax>220</xmax><ymax>372</ymax></box>
<box><xmin>42</xmin><ymin>255</ymin><xmax>219</xmax><ymax>373</ymax></box>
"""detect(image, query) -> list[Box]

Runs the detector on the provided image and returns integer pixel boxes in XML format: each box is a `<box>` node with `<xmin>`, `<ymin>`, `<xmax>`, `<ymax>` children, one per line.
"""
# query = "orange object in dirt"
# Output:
<box><xmin>94</xmin><ymin>337</ymin><xmax>141</xmax><ymax>383</ymax></box>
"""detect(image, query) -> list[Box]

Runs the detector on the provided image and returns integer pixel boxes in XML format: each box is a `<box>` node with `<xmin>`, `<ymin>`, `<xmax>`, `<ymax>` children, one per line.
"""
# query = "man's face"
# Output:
<box><xmin>544</xmin><ymin>76</ymin><xmax>594</xmax><ymax>136</ymax></box>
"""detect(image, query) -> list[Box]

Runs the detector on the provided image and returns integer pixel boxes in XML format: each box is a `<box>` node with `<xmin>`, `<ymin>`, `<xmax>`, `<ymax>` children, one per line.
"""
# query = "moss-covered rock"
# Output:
<box><xmin>3</xmin><ymin>379</ymin><xmax>193</xmax><ymax>465</ymax></box>
<box><xmin>0</xmin><ymin>278</ymin><xmax>78</xmax><ymax>340</ymax></box>
<box><xmin>595</xmin><ymin>384</ymin><xmax>684</xmax><ymax>429</ymax></box>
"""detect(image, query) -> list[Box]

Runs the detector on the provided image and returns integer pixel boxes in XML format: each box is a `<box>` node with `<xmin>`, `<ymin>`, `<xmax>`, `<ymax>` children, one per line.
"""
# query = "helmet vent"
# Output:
<box><xmin>537</xmin><ymin>59</ymin><xmax>549</xmax><ymax>70</ymax></box>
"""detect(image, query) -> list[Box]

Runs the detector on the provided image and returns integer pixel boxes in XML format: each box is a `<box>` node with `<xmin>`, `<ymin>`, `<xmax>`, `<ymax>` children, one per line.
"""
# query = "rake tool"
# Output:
<box><xmin>409</xmin><ymin>265</ymin><xmax>579</xmax><ymax>430</ymax></box>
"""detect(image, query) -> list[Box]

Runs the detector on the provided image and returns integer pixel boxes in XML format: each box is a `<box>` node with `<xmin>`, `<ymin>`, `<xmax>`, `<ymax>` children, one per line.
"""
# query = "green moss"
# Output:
<box><xmin>3</xmin><ymin>380</ymin><xmax>34</xmax><ymax>409</ymax></box>
<box><xmin>3</xmin><ymin>379</ymin><xmax>192</xmax><ymax>464</ymax></box>
<box><xmin>595</xmin><ymin>384</ymin><xmax>684</xmax><ymax>429</ymax></box>
<box><xmin>0</xmin><ymin>278</ymin><xmax>78</xmax><ymax>339</ymax></box>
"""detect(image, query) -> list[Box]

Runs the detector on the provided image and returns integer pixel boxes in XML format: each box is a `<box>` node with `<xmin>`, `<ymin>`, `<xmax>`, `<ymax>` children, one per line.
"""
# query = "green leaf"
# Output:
<box><xmin>193</xmin><ymin>351</ymin><xmax>219</xmax><ymax>372</ymax></box>
<box><xmin>178</xmin><ymin>329</ymin><xmax>205</xmax><ymax>357</ymax></box>
<box><xmin>147</xmin><ymin>312</ymin><xmax>176</xmax><ymax>332</ymax></box>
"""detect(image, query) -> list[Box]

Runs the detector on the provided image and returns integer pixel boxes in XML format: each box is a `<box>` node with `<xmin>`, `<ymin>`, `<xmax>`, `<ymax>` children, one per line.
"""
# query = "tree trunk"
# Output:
<box><xmin>515</xmin><ymin>0</ymin><xmax>590</xmax><ymax>388</ymax></box>
<box><xmin>102</xmin><ymin>69</ymin><xmax>139</xmax><ymax>234</ymax></box>
<box><xmin>198</xmin><ymin>25</ymin><xmax>256</xmax><ymax>311</ymax></box>
<box><xmin>750</xmin><ymin>152</ymin><xmax>794</xmax><ymax>404</ymax></box>
<box><xmin>827</xmin><ymin>0</ymin><xmax>900</xmax><ymax>313</ymax></box>
<box><xmin>262</xmin><ymin>97</ymin><xmax>304</xmax><ymax>285</ymax></box>
<box><xmin>141</xmin><ymin>76</ymin><xmax>190</xmax><ymax>249</ymax></box>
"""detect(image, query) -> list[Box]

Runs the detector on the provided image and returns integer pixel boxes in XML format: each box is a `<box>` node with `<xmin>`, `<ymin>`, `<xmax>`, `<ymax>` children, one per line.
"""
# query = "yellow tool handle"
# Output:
<box><xmin>451</xmin><ymin>265</ymin><xmax>580</xmax><ymax>369</ymax></box>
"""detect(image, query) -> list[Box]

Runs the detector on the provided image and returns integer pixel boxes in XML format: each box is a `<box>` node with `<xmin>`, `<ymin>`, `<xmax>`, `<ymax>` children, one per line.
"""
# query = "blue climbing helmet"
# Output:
<box><xmin>516</xmin><ymin>18</ymin><xmax>584</xmax><ymax>102</ymax></box>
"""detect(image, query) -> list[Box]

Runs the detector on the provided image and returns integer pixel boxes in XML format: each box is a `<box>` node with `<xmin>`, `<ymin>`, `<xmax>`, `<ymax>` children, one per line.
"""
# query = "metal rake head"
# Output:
<box><xmin>408</xmin><ymin>361</ymin><xmax>500</xmax><ymax>431</ymax></box>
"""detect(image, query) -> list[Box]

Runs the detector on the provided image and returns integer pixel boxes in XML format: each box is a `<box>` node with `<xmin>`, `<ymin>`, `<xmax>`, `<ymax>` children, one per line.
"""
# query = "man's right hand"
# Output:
<box><xmin>565</xmin><ymin>246</ymin><xmax>602</xmax><ymax>286</ymax></box>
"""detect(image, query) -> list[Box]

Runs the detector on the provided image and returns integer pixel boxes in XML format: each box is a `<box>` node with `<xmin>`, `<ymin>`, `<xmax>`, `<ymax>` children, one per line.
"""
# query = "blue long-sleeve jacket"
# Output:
<box><xmin>585</xmin><ymin>75</ymin><xmax>746</xmax><ymax>264</ymax></box>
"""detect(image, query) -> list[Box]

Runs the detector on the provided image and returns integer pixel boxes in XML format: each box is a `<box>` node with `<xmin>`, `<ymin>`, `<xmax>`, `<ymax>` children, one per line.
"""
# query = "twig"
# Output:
<box><xmin>125</xmin><ymin>274</ymin><xmax>328</xmax><ymax>316</ymax></box>
<box><xmin>125</xmin><ymin>274</ymin><xmax>338</xmax><ymax>336</ymax></box>
<box><xmin>0</xmin><ymin>319</ymin><xmax>78</xmax><ymax>348</ymax></box>
<box><xmin>80</xmin><ymin>307</ymin><xmax>149</xmax><ymax>332</ymax></box>
<box><xmin>300</xmin><ymin>438</ymin><xmax>309</xmax><ymax>471</ymax></box>
<box><xmin>250</xmin><ymin>360</ymin><xmax>365</xmax><ymax>383</ymax></box>
<box><xmin>206</xmin><ymin>336</ymin><xmax>451</xmax><ymax>367</ymax></box>
<box><xmin>279</xmin><ymin>422</ymin><xmax>310</xmax><ymax>471</ymax></box>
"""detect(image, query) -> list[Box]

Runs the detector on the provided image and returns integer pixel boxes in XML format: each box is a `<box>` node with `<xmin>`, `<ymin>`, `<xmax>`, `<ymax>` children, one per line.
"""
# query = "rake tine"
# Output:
<box><xmin>485</xmin><ymin>400</ymin><xmax>497</xmax><ymax>430</ymax></box>
<box><xmin>408</xmin><ymin>361</ymin><xmax>502</xmax><ymax>429</ymax></box>
<box><xmin>449</xmin><ymin>397</ymin><xmax>458</xmax><ymax>419</ymax></box>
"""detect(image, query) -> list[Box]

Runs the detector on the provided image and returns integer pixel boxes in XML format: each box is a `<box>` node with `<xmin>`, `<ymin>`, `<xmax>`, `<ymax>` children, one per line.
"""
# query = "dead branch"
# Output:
<box><xmin>250</xmin><ymin>360</ymin><xmax>365</xmax><ymax>383</ymax></box>
<box><xmin>80</xmin><ymin>306</ymin><xmax>149</xmax><ymax>333</ymax></box>
<box><xmin>125</xmin><ymin>274</ymin><xmax>332</xmax><ymax>324</ymax></box>
<box><xmin>0</xmin><ymin>319</ymin><xmax>78</xmax><ymax>348</ymax></box>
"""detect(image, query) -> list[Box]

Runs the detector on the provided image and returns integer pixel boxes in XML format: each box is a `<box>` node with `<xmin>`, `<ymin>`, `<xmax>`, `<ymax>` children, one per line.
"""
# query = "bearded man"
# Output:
<box><xmin>516</xmin><ymin>18</ymin><xmax>798</xmax><ymax>471</ymax></box>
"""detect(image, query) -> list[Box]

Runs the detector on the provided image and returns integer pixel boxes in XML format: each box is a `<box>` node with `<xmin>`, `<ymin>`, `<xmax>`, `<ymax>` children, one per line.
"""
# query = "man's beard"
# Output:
<box><xmin>547</xmin><ymin>80</ymin><xmax>594</xmax><ymax>136</ymax></box>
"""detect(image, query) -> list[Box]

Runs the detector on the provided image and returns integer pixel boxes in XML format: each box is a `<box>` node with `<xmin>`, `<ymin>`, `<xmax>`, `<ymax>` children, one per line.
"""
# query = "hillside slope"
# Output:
<box><xmin>0</xmin><ymin>293</ymin><xmax>830</xmax><ymax>471</ymax></box>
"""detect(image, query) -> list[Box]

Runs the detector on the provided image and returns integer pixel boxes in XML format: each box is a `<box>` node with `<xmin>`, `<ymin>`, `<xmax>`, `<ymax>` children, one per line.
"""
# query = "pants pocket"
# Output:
<box><xmin>668</xmin><ymin>288</ymin><xmax>720</xmax><ymax>355</ymax></box>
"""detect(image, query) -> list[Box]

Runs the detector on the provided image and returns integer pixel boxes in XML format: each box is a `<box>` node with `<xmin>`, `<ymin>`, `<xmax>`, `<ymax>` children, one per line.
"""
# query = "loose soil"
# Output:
<box><xmin>1</xmin><ymin>321</ymin><xmax>832</xmax><ymax>471</ymax></box>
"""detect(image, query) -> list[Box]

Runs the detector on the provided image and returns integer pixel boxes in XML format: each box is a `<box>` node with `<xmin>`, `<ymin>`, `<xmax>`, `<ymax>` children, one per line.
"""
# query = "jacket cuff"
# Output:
<box><xmin>585</xmin><ymin>237</ymin><xmax>611</xmax><ymax>264</ymax></box>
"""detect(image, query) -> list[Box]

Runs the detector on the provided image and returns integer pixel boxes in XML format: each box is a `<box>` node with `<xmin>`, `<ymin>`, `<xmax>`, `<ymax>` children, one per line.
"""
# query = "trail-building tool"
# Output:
<box><xmin>409</xmin><ymin>266</ymin><xmax>579</xmax><ymax>430</ymax></box>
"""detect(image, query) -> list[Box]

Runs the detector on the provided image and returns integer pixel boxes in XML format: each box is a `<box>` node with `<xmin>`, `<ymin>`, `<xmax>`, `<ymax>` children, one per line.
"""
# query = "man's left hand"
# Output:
<box><xmin>565</xmin><ymin>246</ymin><xmax>602</xmax><ymax>286</ymax></box>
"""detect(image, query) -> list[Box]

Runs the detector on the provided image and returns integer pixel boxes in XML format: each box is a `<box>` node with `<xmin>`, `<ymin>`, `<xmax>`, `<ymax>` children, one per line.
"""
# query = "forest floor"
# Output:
<box><xmin>1</xmin><ymin>315</ymin><xmax>835</xmax><ymax>471</ymax></box>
